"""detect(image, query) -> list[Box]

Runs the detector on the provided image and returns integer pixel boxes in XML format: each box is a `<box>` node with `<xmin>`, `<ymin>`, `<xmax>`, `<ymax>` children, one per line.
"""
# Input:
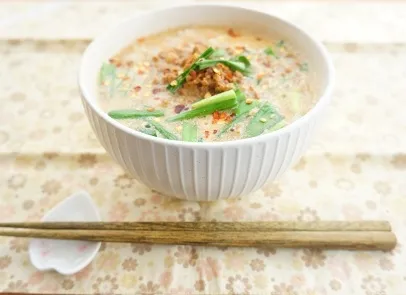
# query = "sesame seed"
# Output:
<box><xmin>154</xmin><ymin>118</ymin><xmax>161</xmax><ymax>122</ymax></box>
<box><xmin>143</xmin><ymin>62</ymin><xmax>150</xmax><ymax>67</ymax></box>
<box><xmin>176</xmin><ymin>126</ymin><xmax>182</xmax><ymax>131</ymax></box>
<box><xmin>213</xmin><ymin>68</ymin><xmax>220</xmax><ymax>74</ymax></box>
<box><xmin>245</xmin><ymin>98</ymin><xmax>253</xmax><ymax>104</ymax></box>
<box><xmin>260</xmin><ymin>118</ymin><xmax>267</xmax><ymax>123</ymax></box>
<box><xmin>170</xmin><ymin>80</ymin><xmax>178</xmax><ymax>86</ymax></box>
<box><xmin>147</xmin><ymin>107</ymin><xmax>155</xmax><ymax>112</ymax></box>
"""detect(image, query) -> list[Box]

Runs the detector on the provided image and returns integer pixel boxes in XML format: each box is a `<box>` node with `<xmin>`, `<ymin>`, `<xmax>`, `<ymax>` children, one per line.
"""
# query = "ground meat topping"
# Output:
<box><xmin>153</xmin><ymin>46</ymin><xmax>243</xmax><ymax>97</ymax></box>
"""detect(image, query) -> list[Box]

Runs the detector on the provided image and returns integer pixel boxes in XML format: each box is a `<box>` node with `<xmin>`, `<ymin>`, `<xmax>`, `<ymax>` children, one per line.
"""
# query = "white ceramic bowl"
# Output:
<box><xmin>79</xmin><ymin>4</ymin><xmax>334</xmax><ymax>201</ymax></box>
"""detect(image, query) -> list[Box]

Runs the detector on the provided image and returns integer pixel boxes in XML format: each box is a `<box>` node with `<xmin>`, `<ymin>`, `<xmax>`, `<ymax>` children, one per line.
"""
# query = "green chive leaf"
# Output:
<box><xmin>99</xmin><ymin>63</ymin><xmax>116</xmax><ymax>84</ymax></box>
<box><xmin>299</xmin><ymin>62</ymin><xmax>308</xmax><ymax>72</ymax></box>
<box><xmin>264</xmin><ymin>47</ymin><xmax>275</xmax><ymax>56</ymax></box>
<box><xmin>108</xmin><ymin>109</ymin><xmax>164</xmax><ymax>119</ymax></box>
<box><xmin>192</xmin><ymin>89</ymin><xmax>236</xmax><ymax>109</ymax></box>
<box><xmin>140</xmin><ymin>128</ymin><xmax>157</xmax><ymax>137</ymax></box>
<box><xmin>268</xmin><ymin>120</ymin><xmax>287</xmax><ymax>132</ymax></box>
<box><xmin>276</xmin><ymin>40</ymin><xmax>285</xmax><ymax>47</ymax></box>
<box><xmin>235</xmin><ymin>88</ymin><xmax>258</xmax><ymax>115</ymax></box>
<box><xmin>287</xmin><ymin>91</ymin><xmax>302</xmax><ymax>113</ymax></box>
<box><xmin>182</xmin><ymin>122</ymin><xmax>198</xmax><ymax>142</ymax></box>
<box><xmin>145</xmin><ymin>119</ymin><xmax>178</xmax><ymax>140</ymax></box>
<box><xmin>245</xmin><ymin>103</ymin><xmax>283</xmax><ymax>138</ymax></box>
<box><xmin>168</xmin><ymin>100</ymin><xmax>237</xmax><ymax>122</ymax></box>
<box><xmin>211</xmin><ymin>49</ymin><xmax>227</xmax><ymax>58</ymax></box>
<box><xmin>196</xmin><ymin>59</ymin><xmax>251</xmax><ymax>75</ymax></box>
<box><xmin>232</xmin><ymin>55</ymin><xmax>251</xmax><ymax>67</ymax></box>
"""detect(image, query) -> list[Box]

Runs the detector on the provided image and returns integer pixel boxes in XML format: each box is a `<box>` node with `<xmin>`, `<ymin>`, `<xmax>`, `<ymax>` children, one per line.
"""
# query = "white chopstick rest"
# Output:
<box><xmin>28</xmin><ymin>191</ymin><xmax>101</xmax><ymax>275</ymax></box>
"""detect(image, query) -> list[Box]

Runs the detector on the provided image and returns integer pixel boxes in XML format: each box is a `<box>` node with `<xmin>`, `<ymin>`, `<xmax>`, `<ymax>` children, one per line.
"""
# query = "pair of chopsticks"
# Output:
<box><xmin>0</xmin><ymin>221</ymin><xmax>396</xmax><ymax>250</ymax></box>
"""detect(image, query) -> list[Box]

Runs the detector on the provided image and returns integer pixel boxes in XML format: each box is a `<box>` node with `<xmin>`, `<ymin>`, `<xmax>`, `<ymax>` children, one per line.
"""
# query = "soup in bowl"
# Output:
<box><xmin>79</xmin><ymin>5</ymin><xmax>334</xmax><ymax>201</ymax></box>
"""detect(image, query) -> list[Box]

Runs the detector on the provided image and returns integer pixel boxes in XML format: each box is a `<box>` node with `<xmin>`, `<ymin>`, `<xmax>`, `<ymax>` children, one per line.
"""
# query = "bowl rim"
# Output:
<box><xmin>79</xmin><ymin>3</ymin><xmax>335</xmax><ymax>148</ymax></box>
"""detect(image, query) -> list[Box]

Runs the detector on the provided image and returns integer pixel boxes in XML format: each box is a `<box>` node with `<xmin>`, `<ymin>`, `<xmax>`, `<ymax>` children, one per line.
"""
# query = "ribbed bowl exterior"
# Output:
<box><xmin>82</xmin><ymin>98</ymin><xmax>320</xmax><ymax>201</ymax></box>
<box><xmin>79</xmin><ymin>5</ymin><xmax>334</xmax><ymax>201</ymax></box>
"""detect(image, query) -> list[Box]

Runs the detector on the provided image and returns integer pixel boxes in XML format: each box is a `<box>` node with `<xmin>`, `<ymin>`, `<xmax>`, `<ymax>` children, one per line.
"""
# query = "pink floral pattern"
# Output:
<box><xmin>0</xmin><ymin>1</ymin><xmax>405</xmax><ymax>294</ymax></box>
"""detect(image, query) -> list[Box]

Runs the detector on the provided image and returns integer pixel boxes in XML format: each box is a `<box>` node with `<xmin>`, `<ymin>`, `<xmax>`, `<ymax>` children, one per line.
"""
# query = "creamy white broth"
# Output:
<box><xmin>98</xmin><ymin>26</ymin><xmax>316</xmax><ymax>142</ymax></box>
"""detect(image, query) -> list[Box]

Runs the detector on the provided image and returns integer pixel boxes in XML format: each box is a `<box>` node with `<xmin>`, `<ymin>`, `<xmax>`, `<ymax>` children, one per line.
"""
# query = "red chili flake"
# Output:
<box><xmin>126</xmin><ymin>61</ymin><xmax>134</xmax><ymax>67</ymax></box>
<box><xmin>133</xmin><ymin>86</ymin><xmax>141</xmax><ymax>92</ymax></box>
<box><xmin>116</xmin><ymin>62</ymin><xmax>122</xmax><ymax>67</ymax></box>
<box><xmin>225</xmin><ymin>115</ymin><xmax>233</xmax><ymax>123</ymax></box>
<box><xmin>190</xmin><ymin>70</ymin><xmax>197</xmax><ymax>79</ymax></box>
<box><xmin>249</xmin><ymin>86</ymin><xmax>260</xmax><ymax>99</ymax></box>
<box><xmin>174</xmin><ymin>104</ymin><xmax>185</xmax><ymax>114</ymax></box>
<box><xmin>227</xmin><ymin>28</ymin><xmax>240</xmax><ymax>38</ymax></box>
<box><xmin>220</xmin><ymin>112</ymin><xmax>228</xmax><ymax>120</ymax></box>
<box><xmin>163</xmin><ymin>68</ymin><xmax>171</xmax><ymax>74</ymax></box>
<box><xmin>137</xmin><ymin>70</ymin><xmax>145</xmax><ymax>75</ymax></box>
<box><xmin>212</xmin><ymin>111</ymin><xmax>220</xmax><ymax>120</ymax></box>
<box><xmin>137</xmin><ymin>37</ymin><xmax>145</xmax><ymax>43</ymax></box>
<box><xmin>204</xmin><ymin>131</ymin><xmax>210</xmax><ymax>138</ymax></box>
<box><xmin>226</xmin><ymin>72</ymin><xmax>233</xmax><ymax>80</ymax></box>
<box><xmin>213</xmin><ymin>130</ymin><xmax>218</xmax><ymax>134</ymax></box>
<box><xmin>152</xmin><ymin>88</ymin><xmax>161</xmax><ymax>94</ymax></box>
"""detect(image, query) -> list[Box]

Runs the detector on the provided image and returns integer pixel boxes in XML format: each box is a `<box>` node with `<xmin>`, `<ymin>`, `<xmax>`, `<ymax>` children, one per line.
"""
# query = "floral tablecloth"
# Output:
<box><xmin>0</xmin><ymin>1</ymin><xmax>406</xmax><ymax>294</ymax></box>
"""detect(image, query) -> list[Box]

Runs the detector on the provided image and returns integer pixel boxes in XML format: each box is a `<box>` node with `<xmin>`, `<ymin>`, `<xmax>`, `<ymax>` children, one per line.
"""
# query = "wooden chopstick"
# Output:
<box><xmin>0</xmin><ymin>221</ymin><xmax>396</xmax><ymax>250</ymax></box>
<box><xmin>0</xmin><ymin>227</ymin><xmax>396</xmax><ymax>250</ymax></box>
<box><xmin>0</xmin><ymin>221</ymin><xmax>392</xmax><ymax>231</ymax></box>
